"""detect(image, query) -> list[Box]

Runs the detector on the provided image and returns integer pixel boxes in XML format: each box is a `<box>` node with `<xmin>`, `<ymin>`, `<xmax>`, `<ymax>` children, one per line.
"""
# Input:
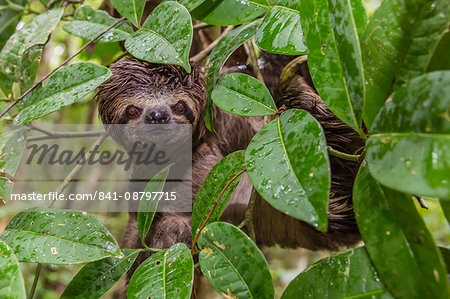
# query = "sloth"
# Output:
<box><xmin>96</xmin><ymin>55</ymin><xmax>363</xmax><ymax>286</ymax></box>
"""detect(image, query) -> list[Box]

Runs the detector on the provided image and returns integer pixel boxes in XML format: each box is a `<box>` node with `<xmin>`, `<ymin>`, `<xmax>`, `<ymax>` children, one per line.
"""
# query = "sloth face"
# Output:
<box><xmin>97</xmin><ymin>58</ymin><xmax>207</xmax><ymax>150</ymax></box>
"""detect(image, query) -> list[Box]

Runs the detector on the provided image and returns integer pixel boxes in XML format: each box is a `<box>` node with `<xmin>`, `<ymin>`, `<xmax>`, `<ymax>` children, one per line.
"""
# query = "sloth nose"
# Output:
<box><xmin>145</xmin><ymin>109</ymin><xmax>170</xmax><ymax>124</ymax></box>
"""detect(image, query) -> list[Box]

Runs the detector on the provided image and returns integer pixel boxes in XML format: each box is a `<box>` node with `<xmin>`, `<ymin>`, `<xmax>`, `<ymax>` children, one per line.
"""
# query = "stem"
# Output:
<box><xmin>280</xmin><ymin>55</ymin><xmax>308</xmax><ymax>82</ymax></box>
<box><xmin>0</xmin><ymin>17</ymin><xmax>126</xmax><ymax>119</ymax></box>
<box><xmin>246</xmin><ymin>38</ymin><xmax>264</xmax><ymax>83</ymax></box>
<box><xmin>27</xmin><ymin>131</ymin><xmax>103</xmax><ymax>142</ymax></box>
<box><xmin>191</xmin><ymin>168</ymin><xmax>246</xmax><ymax>256</ymax></box>
<box><xmin>193</xmin><ymin>23</ymin><xmax>213</xmax><ymax>30</ymax></box>
<box><xmin>244</xmin><ymin>188</ymin><xmax>257</xmax><ymax>242</ymax></box>
<box><xmin>140</xmin><ymin>247</ymin><xmax>161</xmax><ymax>253</ymax></box>
<box><xmin>48</xmin><ymin>131</ymin><xmax>109</xmax><ymax>208</ymax></box>
<box><xmin>28</xmin><ymin>263</ymin><xmax>42</xmax><ymax>299</ymax></box>
<box><xmin>190</xmin><ymin>26</ymin><xmax>234</xmax><ymax>63</ymax></box>
<box><xmin>327</xmin><ymin>146</ymin><xmax>361</xmax><ymax>162</ymax></box>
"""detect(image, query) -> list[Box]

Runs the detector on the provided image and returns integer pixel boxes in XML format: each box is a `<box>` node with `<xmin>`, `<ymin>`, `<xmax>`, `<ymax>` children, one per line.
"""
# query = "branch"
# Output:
<box><xmin>27</xmin><ymin>131</ymin><xmax>103</xmax><ymax>142</ymax></box>
<box><xmin>0</xmin><ymin>17</ymin><xmax>126</xmax><ymax>120</ymax></box>
<box><xmin>191</xmin><ymin>168</ymin><xmax>246</xmax><ymax>256</ymax></box>
<box><xmin>246</xmin><ymin>38</ymin><xmax>264</xmax><ymax>83</ymax></box>
<box><xmin>190</xmin><ymin>26</ymin><xmax>234</xmax><ymax>63</ymax></box>
<box><xmin>193</xmin><ymin>23</ymin><xmax>213</xmax><ymax>30</ymax></box>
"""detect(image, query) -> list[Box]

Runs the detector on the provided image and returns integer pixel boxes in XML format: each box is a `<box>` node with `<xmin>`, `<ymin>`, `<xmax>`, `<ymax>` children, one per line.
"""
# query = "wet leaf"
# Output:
<box><xmin>191</xmin><ymin>0</ymin><xmax>268</xmax><ymax>26</ymax></box>
<box><xmin>211</xmin><ymin>73</ymin><xmax>277</xmax><ymax>116</ymax></box>
<box><xmin>19</xmin><ymin>44</ymin><xmax>44</xmax><ymax>93</ymax></box>
<box><xmin>198</xmin><ymin>222</ymin><xmax>274</xmax><ymax>298</ymax></box>
<box><xmin>204</xmin><ymin>21</ymin><xmax>260</xmax><ymax>131</ymax></box>
<box><xmin>178</xmin><ymin>0</ymin><xmax>206</xmax><ymax>11</ymax></box>
<box><xmin>255</xmin><ymin>0</ymin><xmax>307</xmax><ymax>55</ymax></box>
<box><xmin>192</xmin><ymin>150</ymin><xmax>246</xmax><ymax>242</ymax></box>
<box><xmin>0</xmin><ymin>178</ymin><xmax>13</xmax><ymax>204</ymax></box>
<box><xmin>281</xmin><ymin>247</ymin><xmax>392</xmax><ymax>299</ymax></box>
<box><xmin>0</xmin><ymin>240</ymin><xmax>26</xmax><ymax>299</ymax></box>
<box><xmin>13</xmin><ymin>62</ymin><xmax>111</xmax><ymax>124</ymax></box>
<box><xmin>440</xmin><ymin>199</ymin><xmax>450</xmax><ymax>224</ymax></box>
<box><xmin>246</xmin><ymin>109</ymin><xmax>330</xmax><ymax>231</ymax></box>
<box><xmin>362</xmin><ymin>0</ymin><xmax>450</xmax><ymax>128</ymax></box>
<box><xmin>0</xmin><ymin>8</ymin><xmax>63</xmax><ymax>98</ymax></box>
<box><xmin>61</xmin><ymin>249</ymin><xmax>139</xmax><ymax>299</ymax></box>
<box><xmin>63</xmin><ymin>5</ymin><xmax>133</xmax><ymax>43</ymax></box>
<box><xmin>125</xmin><ymin>1</ymin><xmax>193</xmax><ymax>72</ymax></box>
<box><xmin>127</xmin><ymin>243</ymin><xmax>193</xmax><ymax>299</ymax></box>
<box><xmin>0</xmin><ymin>0</ymin><xmax>26</xmax><ymax>50</ymax></box>
<box><xmin>353</xmin><ymin>164</ymin><xmax>448</xmax><ymax>298</ymax></box>
<box><xmin>138</xmin><ymin>164</ymin><xmax>172</xmax><ymax>246</ymax></box>
<box><xmin>110</xmin><ymin>0</ymin><xmax>145</xmax><ymax>27</ymax></box>
<box><xmin>0</xmin><ymin>207</ymin><xmax>122</xmax><ymax>264</ymax></box>
<box><xmin>367</xmin><ymin>71</ymin><xmax>450</xmax><ymax>198</ymax></box>
<box><xmin>299</xmin><ymin>0</ymin><xmax>365</xmax><ymax>133</ymax></box>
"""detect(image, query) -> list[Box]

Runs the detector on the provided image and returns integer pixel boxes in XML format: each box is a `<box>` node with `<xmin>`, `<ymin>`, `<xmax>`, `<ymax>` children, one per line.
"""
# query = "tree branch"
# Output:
<box><xmin>190</xmin><ymin>26</ymin><xmax>234</xmax><ymax>63</ymax></box>
<box><xmin>0</xmin><ymin>17</ymin><xmax>126</xmax><ymax>120</ymax></box>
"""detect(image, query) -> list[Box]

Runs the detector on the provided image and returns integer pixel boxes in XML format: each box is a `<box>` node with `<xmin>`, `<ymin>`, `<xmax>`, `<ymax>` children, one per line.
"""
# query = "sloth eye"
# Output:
<box><xmin>126</xmin><ymin>105</ymin><xmax>140</xmax><ymax>118</ymax></box>
<box><xmin>175</xmin><ymin>101</ymin><xmax>185</xmax><ymax>114</ymax></box>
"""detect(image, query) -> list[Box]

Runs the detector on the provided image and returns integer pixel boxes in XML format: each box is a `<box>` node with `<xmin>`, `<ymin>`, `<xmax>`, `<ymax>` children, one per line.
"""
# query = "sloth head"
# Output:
<box><xmin>97</xmin><ymin>58</ymin><xmax>207</xmax><ymax>148</ymax></box>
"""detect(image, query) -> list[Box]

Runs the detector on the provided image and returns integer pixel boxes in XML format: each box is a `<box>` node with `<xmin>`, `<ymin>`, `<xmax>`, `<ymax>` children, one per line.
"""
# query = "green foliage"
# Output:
<box><xmin>0</xmin><ymin>0</ymin><xmax>27</xmax><ymax>50</ymax></box>
<box><xmin>125</xmin><ymin>1</ymin><xmax>193</xmax><ymax>72</ymax></box>
<box><xmin>282</xmin><ymin>247</ymin><xmax>392</xmax><ymax>298</ymax></box>
<box><xmin>14</xmin><ymin>62</ymin><xmax>111</xmax><ymax>124</ymax></box>
<box><xmin>60</xmin><ymin>249</ymin><xmax>139</xmax><ymax>299</ymax></box>
<box><xmin>63</xmin><ymin>5</ymin><xmax>133</xmax><ymax>43</ymax></box>
<box><xmin>353</xmin><ymin>165</ymin><xmax>448</xmax><ymax>298</ymax></box>
<box><xmin>127</xmin><ymin>243</ymin><xmax>193</xmax><ymax>299</ymax></box>
<box><xmin>110</xmin><ymin>0</ymin><xmax>145</xmax><ymax>27</ymax></box>
<box><xmin>198</xmin><ymin>222</ymin><xmax>274</xmax><ymax>298</ymax></box>
<box><xmin>0</xmin><ymin>207</ymin><xmax>122</xmax><ymax>264</ymax></box>
<box><xmin>0</xmin><ymin>240</ymin><xmax>26</xmax><ymax>299</ymax></box>
<box><xmin>137</xmin><ymin>164</ymin><xmax>172</xmax><ymax>246</ymax></box>
<box><xmin>211</xmin><ymin>73</ymin><xmax>277</xmax><ymax>116</ymax></box>
<box><xmin>191</xmin><ymin>150</ymin><xmax>246</xmax><ymax>241</ymax></box>
<box><xmin>246</xmin><ymin>109</ymin><xmax>330</xmax><ymax>231</ymax></box>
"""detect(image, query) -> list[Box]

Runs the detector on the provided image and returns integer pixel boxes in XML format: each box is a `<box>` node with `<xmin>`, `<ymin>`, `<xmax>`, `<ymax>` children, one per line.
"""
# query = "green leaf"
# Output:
<box><xmin>0</xmin><ymin>207</ymin><xmax>122</xmax><ymax>264</ymax></box>
<box><xmin>198</xmin><ymin>222</ymin><xmax>274</xmax><ymax>298</ymax></box>
<box><xmin>0</xmin><ymin>8</ymin><xmax>63</xmax><ymax>98</ymax></box>
<box><xmin>19</xmin><ymin>44</ymin><xmax>44</xmax><ymax>93</ymax></box>
<box><xmin>427</xmin><ymin>30</ymin><xmax>450</xmax><ymax>72</ymax></box>
<box><xmin>281</xmin><ymin>247</ymin><xmax>392</xmax><ymax>299</ymax></box>
<box><xmin>125</xmin><ymin>1</ymin><xmax>193</xmax><ymax>72</ymax></box>
<box><xmin>204</xmin><ymin>20</ymin><xmax>260</xmax><ymax>131</ymax></box>
<box><xmin>0</xmin><ymin>128</ymin><xmax>26</xmax><ymax>175</ymax></box>
<box><xmin>138</xmin><ymin>164</ymin><xmax>172</xmax><ymax>246</ymax></box>
<box><xmin>0</xmin><ymin>0</ymin><xmax>26</xmax><ymax>50</ymax></box>
<box><xmin>110</xmin><ymin>0</ymin><xmax>145</xmax><ymax>27</ymax></box>
<box><xmin>178</xmin><ymin>0</ymin><xmax>206</xmax><ymax>11</ymax></box>
<box><xmin>192</xmin><ymin>150</ymin><xmax>246</xmax><ymax>242</ymax></box>
<box><xmin>367</xmin><ymin>71</ymin><xmax>450</xmax><ymax>198</ymax></box>
<box><xmin>246</xmin><ymin>109</ymin><xmax>330</xmax><ymax>231</ymax></box>
<box><xmin>61</xmin><ymin>249</ymin><xmax>139</xmax><ymax>299</ymax></box>
<box><xmin>13</xmin><ymin>62</ymin><xmax>111</xmax><ymax>124</ymax></box>
<box><xmin>255</xmin><ymin>0</ymin><xmax>307</xmax><ymax>55</ymax></box>
<box><xmin>0</xmin><ymin>240</ymin><xmax>26</xmax><ymax>299</ymax></box>
<box><xmin>0</xmin><ymin>178</ymin><xmax>13</xmax><ymax>204</ymax></box>
<box><xmin>211</xmin><ymin>73</ymin><xmax>277</xmax><ymax>116</ymax></box>
<box><xmin>362</xmin><ymin>0</ymin><xmax>450</xmax><ymax>128</ymax></box>
<box><xmin>62</xmin><ymin>5</ymin><xmax>133</xmax><ymax>43</ymax></box>
<box><xmin>299</xmin><ymin>0</ymin><xmax>365</xmax><ymax>133</ymax></box>
<box><xmin>353</xmin><ymin>164</ymin><xmax>448</xmax><ymax>298</ymax></box>
<box><xmin>127</xmin><ymin>243</ymin><xmax>193</xmax><ymax>299</ymax></box>
<box><xmin>191</xmin><ymin>0</ymin><xmax>268</xmax><ymax>26</ymax></box>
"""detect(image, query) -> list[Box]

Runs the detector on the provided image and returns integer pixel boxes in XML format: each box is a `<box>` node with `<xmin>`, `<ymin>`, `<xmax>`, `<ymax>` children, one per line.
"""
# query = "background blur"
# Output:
<box><xmin>1</xmin><ymin>0</ymin><xmax>448</xmax><ymax>298</ymax></box>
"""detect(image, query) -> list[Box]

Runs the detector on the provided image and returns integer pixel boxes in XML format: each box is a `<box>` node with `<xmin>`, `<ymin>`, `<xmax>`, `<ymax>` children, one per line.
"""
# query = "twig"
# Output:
<box><xmin>244</xmin><ymin>188</ymin><xmax>257</xmax><ymax>241</ymax></box>
<box><xmin>271</xmin><ymin>105</ymin><xmax>287</xmax><ymax>121</ymax></box>
<box><xmin>0</xmin><ymin>17</ymin><xmax>126</xmax><ymax>119</ymax></box>
<box><xmin>190</xmin><ymin>26</ymin><xmax>234</xmax><ymax>63</ymax></box>
<box><xmin>191</xmin><ymin>168</ymin><xmax>246</xmax><ymax>255</ymax></box>
<box><xmin>48</xmin><ymin>130</ymin><xmax>109</xmax><ymax>208</ymax></box>
<box><xmin>28</xmin><ymin>263</ymin><xmax>42</xmax><ymax>299</ymax></box>
<box><xmin>27</xmin><ymin>131</ymin><xmax>103</xmax><ymax>141</ymax></box>
<box><xmin>246</xmin><ymin>39</ymin><xmax>264</xmax><ymax>83</ymax></box>
<box><xmin>327</xmin><ymin>146</ymin><xmax>361</xmax><ymax>162</ymax></box>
